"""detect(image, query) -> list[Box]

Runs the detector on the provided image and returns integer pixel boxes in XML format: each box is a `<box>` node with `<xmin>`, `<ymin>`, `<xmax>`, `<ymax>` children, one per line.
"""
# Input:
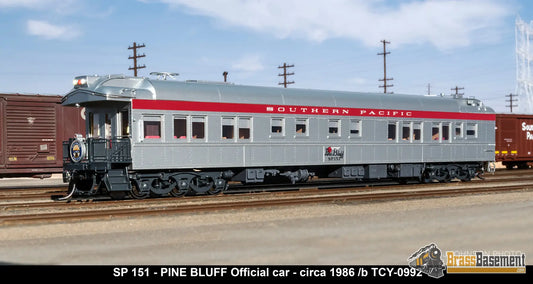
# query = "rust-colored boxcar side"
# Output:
<box><xmin>495</xmin><ymin>113</ymin><xmax>533</xmax><ymax>169</ymax></box>
<box><xmin>0</xmin><ymin>93</ymin><xmax>85</xmax><ymax>178</ymax></box>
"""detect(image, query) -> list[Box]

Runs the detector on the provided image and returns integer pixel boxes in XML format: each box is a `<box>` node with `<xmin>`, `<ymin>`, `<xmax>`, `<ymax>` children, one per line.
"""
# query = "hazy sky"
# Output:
<box><xmin>0</xmin><ymin>0</ymin><xmax>530</xmax><ymax>113</ymax></box>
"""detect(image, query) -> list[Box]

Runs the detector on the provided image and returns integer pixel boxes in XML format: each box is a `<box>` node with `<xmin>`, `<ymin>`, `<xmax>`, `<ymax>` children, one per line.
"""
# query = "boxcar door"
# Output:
<box><xmin>0</xmin><ymin>99</ymin><xmax>4</xmax><ymax>169</ymax></box>
<box><xmin>6</xmin><ymin>100</ymin><xmax>58</xmax><ymax>167</ymax></box>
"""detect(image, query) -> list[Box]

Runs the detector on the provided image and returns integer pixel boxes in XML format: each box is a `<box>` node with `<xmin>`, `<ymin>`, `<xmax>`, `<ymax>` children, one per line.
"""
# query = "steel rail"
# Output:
<box><xmin>1</xmin><ymin>182</ymin><xmax>531</xmax><ymax>226</ymax></box>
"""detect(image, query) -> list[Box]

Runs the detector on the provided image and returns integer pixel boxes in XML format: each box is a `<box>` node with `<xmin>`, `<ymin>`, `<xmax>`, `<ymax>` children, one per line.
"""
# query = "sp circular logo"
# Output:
<box><xmin>69</xmin><ymin>139</ymin><xmax>85</xmax><ymax>163</ymax></box>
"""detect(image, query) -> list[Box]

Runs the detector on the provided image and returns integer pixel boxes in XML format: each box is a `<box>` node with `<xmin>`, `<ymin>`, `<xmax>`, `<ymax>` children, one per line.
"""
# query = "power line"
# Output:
<box><xmin>223</xmin><ymin>71</ymin><xmax>228</xmax><ymax>82</ymax></box>
<box><xmin>377</xmin><ymin>40</ymin><xmax>393</xmax><ymax>94</ymax></box>
<box><xmin>128</xmin><ymin>42</ymin><xmax>146</xmax><ymax>77</ymax></box>
<box><xmin>506</xmin><ymin>93</ymin><xmax>518</xmax><ymax>113</ymax></box>
<box><xmin>451</xmin><ymin>86</ymin><xmax>464</xmax><ymax>98</ymax></box>
<box><xmin>278</xmin><ymin>63</ymin><xmax>295</xmax><ymax>88</ymax></box>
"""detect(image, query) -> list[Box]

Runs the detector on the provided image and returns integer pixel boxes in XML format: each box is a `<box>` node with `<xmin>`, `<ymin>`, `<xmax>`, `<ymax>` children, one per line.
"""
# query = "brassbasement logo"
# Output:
<box><xmin>446</xmin><ymin>251</ymin><xmax>526</xmax><ymax>273</ymax></box>
<box><xmin>408</xmin><ymin>243</ymin><xmax>446</xmax><ymax>278</ymax></box>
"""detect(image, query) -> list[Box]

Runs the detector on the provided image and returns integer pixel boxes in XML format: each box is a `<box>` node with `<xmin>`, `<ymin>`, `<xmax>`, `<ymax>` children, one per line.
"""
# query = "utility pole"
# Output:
<box><xmin>378</xmin><ymin>40</ymin><xmax>393</xmax><ymax>93</ymax></box>
<box><xmin>451</xmin><ymin>86</ymin><xmax>464</xmax><ymax>98</ymax></box>
<box><xmin>506</xmin><ymin>93</ymin><xmax>518</xmax><ymax>113</ymax></box>
<box><xmin>223</xmin><ymin>71</ymin><xmax>228</xmax><ymax>82</ymax></box>
<box><xmin>128</xmin><ymin>42</ymin><xmax>146</xmax><ymax>77</ymax></box>
<box><xmin>278</xmin><ymin>63</ymin><xmax>294</xmax><ymax>88</ymax></box>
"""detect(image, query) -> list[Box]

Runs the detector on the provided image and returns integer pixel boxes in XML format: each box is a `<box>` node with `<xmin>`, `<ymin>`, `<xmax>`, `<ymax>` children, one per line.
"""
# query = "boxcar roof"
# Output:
<box><xmin>1</xmin><ymin>93</ymin><xmax>62</xmax><ymax>103</ymax></box>
<box><xmin>62</xmin><ymin>74</ymin><xmax>494</xmax><ymax>114</ymax></box>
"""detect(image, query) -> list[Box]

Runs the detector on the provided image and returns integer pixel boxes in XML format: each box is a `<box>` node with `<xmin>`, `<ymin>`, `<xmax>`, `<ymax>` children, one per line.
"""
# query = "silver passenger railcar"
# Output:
<box><xmin>61</xmin><ymin>75</ymin><xmax>495</xmax><ymax>199</ymax></box>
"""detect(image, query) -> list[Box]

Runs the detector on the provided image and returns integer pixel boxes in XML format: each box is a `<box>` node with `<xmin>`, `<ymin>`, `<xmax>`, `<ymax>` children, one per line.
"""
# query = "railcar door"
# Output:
<box><xmin>498</xmin><ymin>117</ymin><xmax>518</xmax><ymax>160</ymax></box>
<box><xmin>86</xmin><ymin>105</ymin><xmax>130</xmax><ymax>139</ymax></box>
<box><xmin>87</xmin><ymin>111</ymin><xmax>114</xmax><ymax>139</ymax></box>
<box><xmin>119</xmin><ymin>109</ymin><xmax>130</xmax><ymax>137</ymax></box>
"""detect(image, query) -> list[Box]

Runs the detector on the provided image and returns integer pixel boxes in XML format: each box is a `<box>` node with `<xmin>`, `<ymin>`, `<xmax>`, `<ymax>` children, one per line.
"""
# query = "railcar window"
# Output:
<box><xmin>222</xmin><ymin>117</ymin><xmax>235</xmax><ymax>139</ymax></box>
<box><xmin>296</xmin><ymin>118</ymin><xmax>308</xmax><ymax>136</ymax></box>
<box><xmin>350</xmin><ymin>119</ymin><xmax>361</xmax><ymax>137</ymax></box>
<box><xmin>173</xmin><ymin>117</ymin><xmax>187</xmax><ymax>139</ymax></box>
<box><xmin>271</xmin><ymin>118</ymin><xmax>284</xmax><ymax>135</ymax></box>
<box><xmin>442</xmin><ymin>124</ymin><xmax>450</xmax><ymax>141</ymax></box>
<box><xmin>466</xmin><ymin>123</ymin><xmax>477</xmax><ymax>138</ymax></box>
<box><xmin>387</xmin><ymin>122</ymin><xmax>396</xmax><ymax>140</ymax></box>
<box><xmin>413</xmin><ymin>122</ymin><xmax>422</xmax><ymax>141</ymax></box>
<box><xmin>192</xmin><ymin>117</ymin><xmax>205</xmax><ymax>139</ymax></box>
<box><xmin>238</xmin><ymin>117</ymin><xmax>251</xmax><ymax>139</ymax></box>
<box><xmin>402</xmin><ymin>123</ymin><xmax>411</xmax><ymax>141</ymax></box>
<box><xmin>455</xmin><ymin>122</ymin><xmax>463</xmax><ymax>138</ymax></box>
<box><xmin>144</xmin><ymin>121</ymin><xmax>161</xmax><ymax>139</ymax></box>
<box><xmin>432</xmin><ymin>123</ymin><xmax>440</xmax><ymax>141</ymax></box>
<box><xmin>329</xmin><ymin>119</ymin><xmax>340</xmax><ymax>137</ymax></box>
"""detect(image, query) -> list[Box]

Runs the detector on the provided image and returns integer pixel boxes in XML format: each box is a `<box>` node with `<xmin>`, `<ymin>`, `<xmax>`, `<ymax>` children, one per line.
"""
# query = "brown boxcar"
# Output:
<box><xmin>0</xmin><ymin>93</ymin><xmax>85</xmax><ymax>178</ymax></box>
<box><xmin>495</xmin><ymin>113</ymin><xmax>533</xmax><ymax>169</ymax></box>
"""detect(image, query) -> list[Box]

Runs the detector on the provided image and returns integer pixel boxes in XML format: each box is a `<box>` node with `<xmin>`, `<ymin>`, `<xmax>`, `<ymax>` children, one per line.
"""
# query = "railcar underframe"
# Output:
<box><xmin>62</xmin><ymin>135</ymin><xmax>486</xmax><ymax>199</ymax></box>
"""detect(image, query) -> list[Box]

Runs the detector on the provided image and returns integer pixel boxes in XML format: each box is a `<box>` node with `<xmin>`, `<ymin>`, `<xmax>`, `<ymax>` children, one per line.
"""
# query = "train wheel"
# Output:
<box><xmin>130</xmin><ymin>182</ymin><xmax>149</xmax><ymax>199</ymax></box>
<box><xmin>170</xmin><ymin>177</ymin><xmax>190</xmax><ymax>197</ymax></box>
<box><xmin>435</xmin><ymin>168</ymin><xmax>451</xmax><ymax>183</ymax></box>
<box><xmin>518</xmin><ymin>162</ymin><xmax>529</xmax><ymax>169</ymax></box>
<box><xmin>189</xmin><ymin>176</ymin><xmax>227</xmax><ymax>195</ymax></box>
<box><xmin>170</xmin><ymin>187</ymin><xmax>188</xmax><ymax>197</ymax></box>
<box><xmin>149</xmin><ymin>178</ymin><xmax>174</xmax><ymax>197</ymax></box>
<box><xmin>77</xmin><ymin>178</ymin><xmax>96</xmax><ymax>193</ymax></box>
<box><xmin>206</xmin><ymin>178</ymin><xmax>228</xmax><ymax>195</ymax></box>
<box><xmin>189</xmin><ymin>176</ymin><xmax>216</xmax><ymax>195</ymax></box>
<box><xmin>421</xmin><ymin>169</ymin><xmax>434</xmax><ymax>183</ymax></box>
<box><xmin>206</xmin><ymin>183</ymin><xmax>223</xmax><ymax>195</ymax></box>
<box><xmin>457</xmin><ymin>168</ymin><xmax>471</xmax><ymax>182</ymax></box>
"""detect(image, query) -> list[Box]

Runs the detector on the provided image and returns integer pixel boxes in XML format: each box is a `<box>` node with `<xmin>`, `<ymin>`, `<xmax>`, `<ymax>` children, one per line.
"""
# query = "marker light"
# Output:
<box><xmin>73</xmin><ymin>76</ymin><xmax>88</xmax><ymax>88</ymax></box>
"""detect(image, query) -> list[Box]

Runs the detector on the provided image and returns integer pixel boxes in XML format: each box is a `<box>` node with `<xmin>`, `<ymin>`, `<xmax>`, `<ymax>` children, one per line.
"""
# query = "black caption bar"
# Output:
<box><xmin>1</xmin><ymin>265</ymin><xmax>530</xmax><ymax>281</ymax></box>
<box><xmin>111</xmin><ymin>265</ymin><xmax>425</xmax><ymax>278</ymax></box>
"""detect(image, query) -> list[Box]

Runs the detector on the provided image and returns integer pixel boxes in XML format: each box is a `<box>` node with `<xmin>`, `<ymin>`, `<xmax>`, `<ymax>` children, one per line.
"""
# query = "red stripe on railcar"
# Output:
<box><xmin>132</xmin><ymin>99</ymin><xmax>495</xmax><ymax>121</ymax></box>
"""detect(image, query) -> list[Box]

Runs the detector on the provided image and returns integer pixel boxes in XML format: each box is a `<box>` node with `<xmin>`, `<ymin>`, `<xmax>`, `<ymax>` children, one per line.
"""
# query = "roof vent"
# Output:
<box><xmin>150</xmin><ymin>72</ymin><xmax>179</xmax><ymax>80</ymax></box>
<box><xmin>185</xmin><ymin>80</ymin><xmax>234</xmax><ymax>85</ymax></box>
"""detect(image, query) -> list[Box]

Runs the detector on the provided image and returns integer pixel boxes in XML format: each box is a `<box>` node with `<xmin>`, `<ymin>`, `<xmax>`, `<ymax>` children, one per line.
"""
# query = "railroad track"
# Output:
<box><xmin>1</xmin><ymin>175</ymin><xmax>532</xmax><ymax>226</ymax></box>
<box><xmin>0</xmin><ymin>168</ymin><xmax>527</xmax><ymax>204</ymax></box>
<box><xmin>0</xmin><ymin>187</ymin><xmax>68</xmax><ymax>202</ymax></box>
